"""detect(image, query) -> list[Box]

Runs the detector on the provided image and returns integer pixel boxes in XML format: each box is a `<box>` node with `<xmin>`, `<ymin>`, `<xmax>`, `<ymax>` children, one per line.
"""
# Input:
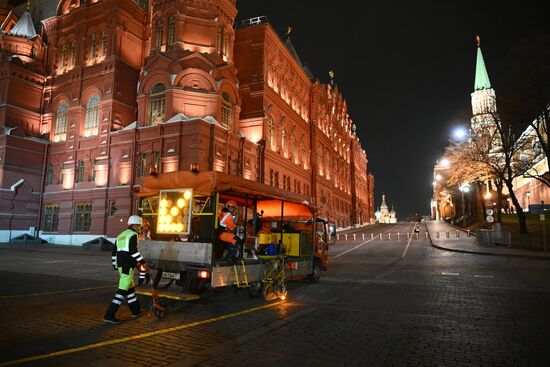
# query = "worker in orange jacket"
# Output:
<box><xmin>218</xmin><ymin>200</ymin><xmax>241</xmax><ymax>261</ymax></box>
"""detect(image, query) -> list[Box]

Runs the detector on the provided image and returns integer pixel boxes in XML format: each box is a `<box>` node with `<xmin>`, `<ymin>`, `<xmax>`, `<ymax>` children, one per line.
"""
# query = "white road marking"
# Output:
<box><xmin>333</xmin><ymin>225</ymin><xmax>399</xmax><ymax>258</ymax></box>
<box><xmin>473</xmin><ymin>274</ymin><xmax>495</xmax><ymax>278</ymax></box>
<box><xmin>400</xmin><ymin>225</ymin><xmax>416</xmax><ymax>258</ymax></box>
<box><xmin>441</xmin><ymin>272</ymin><xmax>460</xmax><ymax>276</ymax></box>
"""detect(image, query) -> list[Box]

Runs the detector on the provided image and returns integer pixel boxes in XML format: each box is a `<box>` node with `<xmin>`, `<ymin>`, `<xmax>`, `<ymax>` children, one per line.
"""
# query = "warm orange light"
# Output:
<box><xmin>199</xmin><ymin>270</ymin><xmax>209</xmax><ymax>279</ymax></box>
<box><xmin>170</xmin><ymin>207</ymin><xmax>179</xmax><ymax>216</ymax></box>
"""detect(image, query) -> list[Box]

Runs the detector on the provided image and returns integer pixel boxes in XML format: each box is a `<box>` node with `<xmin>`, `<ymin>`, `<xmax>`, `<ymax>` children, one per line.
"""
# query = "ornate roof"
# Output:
<box><xmin>474</xmin><ymin>35</ymin><xmax>492</xmax><ymax>91</ymax></box>
<box><xmin>9</xmin><ymin>9</ymin><xmax>37</xmax><ymax>38</ymax></box>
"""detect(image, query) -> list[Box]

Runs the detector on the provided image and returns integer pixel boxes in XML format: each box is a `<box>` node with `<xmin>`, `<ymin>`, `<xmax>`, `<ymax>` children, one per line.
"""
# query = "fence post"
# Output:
<box><xmin>425</xmin><ymin>232</ymin><xmax>428</xmax><ymax>239</ymax></box>
<box><xmin>388</xmin><ymin>233</ymin><xmax>391</xmax><ymax>240</ymax></box>
<box><xmin>467</xmin><ymin>230</ymin><xmax>471</xmax><ymax>237</ymax></box>
<box><xmin>379</xmin><ymin>233</ymin><xmax>382</xmax><ymax>240</ymax></box>
<box><xmin>436</xmin><ymin>231</ymin><xmax>440</xmax><ymax>238</ymax></box>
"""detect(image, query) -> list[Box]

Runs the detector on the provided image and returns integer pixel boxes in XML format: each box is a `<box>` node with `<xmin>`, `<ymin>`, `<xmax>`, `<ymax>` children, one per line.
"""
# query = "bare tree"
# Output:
<box><xmin>458</xmin><ymin>113</ymin><xmax>535</xmax><ymax>234</ymax></box>
<box><xmin>499</xmin><ymin>32</ymin><xmax>550</xmax><ymax>187</ymax></box>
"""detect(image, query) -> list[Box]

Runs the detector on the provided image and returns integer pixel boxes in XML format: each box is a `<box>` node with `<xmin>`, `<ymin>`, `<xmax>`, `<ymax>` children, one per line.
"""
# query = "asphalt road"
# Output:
<box><xmin>1</xmin><ymin>222</ymin><xmax>549</xmax><ymax>366</ymax></box>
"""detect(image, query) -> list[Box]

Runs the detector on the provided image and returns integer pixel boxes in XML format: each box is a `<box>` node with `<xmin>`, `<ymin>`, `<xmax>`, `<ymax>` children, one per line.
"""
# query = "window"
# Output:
<box><xmin>84</xmin><ymin>94</ymin><xmax>100</xmax><ymax>136</ymax></box>
<box><xmin>282</xmin><ymin>128</ymin><xmax>287</xmax><ymax>155</ymax></box>
<box><xmin>167</xmin><ymin>16</ymin><xmax>176</xmax><ymax>48</ymax></box>
<box><xmin>153</xmin><ymin>151</ymin><xmax>161</xmax><ymax>171</ymax></box>
<box><xmin>268</xmin><ymin>117</ymin><xmax>275</xmax><ymax>150</ymax></box>
<box><xmin>46</xmin><ymin>164</ymin><xmax>54</xmax><ymax>186</ymax></box>
<box><xmin>74</xmin><ymin>202</ymin><xmax>92</xmax><ymax>232</ymax></box>
<box><xmin>60</xmin><ymin>43</ymin><xmax>67</xmax><ymax>67</ymax></box>
<box><xmin>54</xmin><ymin>102</ymin><xmax>68</xmax><ymax>142</ymax></box>
<box><xmin>108</xmin><ymin>200</ymin><xmax>117</xmax><ymax>216</ymax></box>
<box><xmin>101</xmin><ymin>30</ymin><xmax>107</xmax><ymax>56</ymax></box>
<box><xmin>90</xmin><ymin>159</ymin><xmax>97</xmax><ymax>181</ymax></box>
<box><xmin>148</xmin><ymin>83</ymin><xmax>165</xmax><ymax>126</ymax></box>
<box><xmin>223</xmin><ymin>30</ymin><xmax>230</xmax><ymax>58</ymax></box>
<box><xmin>43</xmin><ymin>204</ymin><xmax>59</xmax><ymax>232</ymax></box>
<box><xmin>70</xmin><ymin>41</ymin><xmax>77</xmax><ymax>67</ymax></box>
<box><xmin>139</xmin><ymin>152</ymin><xmax>147</xmax><ymax>177</ymax></box>
<box><xmin>220</xmin><ymin>92</ymin><xmax>233</xmax><ymax>129</ymax></box>
<box><xmin>292</xmin><ymin>135</ymin><xmax>298</xmax><ymax>162</ymax></box>
<box><xmin>155</xmin><ymin>19</ymin><xmax>164</xmax><ymax>50</ymax></box>
<box><xmin>216</xmin><ymin>27</ymin><xmax>223</xmax><ymax>54</ymax></box>
<box><xmin>76</xmin><ymin>160</ymin><xmax>85</xmax><ymax>183</ymax></box>
<box><xmin>90</xmin><ymin>33</ymin><xmax>97</xmax><ymax>60</ymax></box>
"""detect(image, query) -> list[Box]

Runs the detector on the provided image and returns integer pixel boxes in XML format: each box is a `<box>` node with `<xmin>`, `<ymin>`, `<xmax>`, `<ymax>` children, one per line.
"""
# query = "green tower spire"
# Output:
<box><xmin>474</xmin><ymin>35</ymin><xmax>492</xmax><ymax>91</ymax></box>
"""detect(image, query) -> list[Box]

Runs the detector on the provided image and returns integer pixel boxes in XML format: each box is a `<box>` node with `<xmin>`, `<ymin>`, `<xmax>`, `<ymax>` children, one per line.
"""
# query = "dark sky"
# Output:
<box><xmin>236</xmin><ymin>1</ymin><xmax>549</xmax><ymax>219</ymax></box>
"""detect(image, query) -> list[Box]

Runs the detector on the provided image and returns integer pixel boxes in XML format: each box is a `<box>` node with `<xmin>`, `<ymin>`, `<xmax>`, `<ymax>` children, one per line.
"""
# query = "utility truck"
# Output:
<box><xmin>136</xmin><ymin>171</ymin><xmax>335</xmax><ymax>303</ymax></box>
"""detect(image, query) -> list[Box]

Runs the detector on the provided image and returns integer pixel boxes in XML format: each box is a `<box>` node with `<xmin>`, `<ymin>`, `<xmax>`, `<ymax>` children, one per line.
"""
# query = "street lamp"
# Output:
<box><xmin>527</xmin><ymin>191</ymin><xmax>531</xmax><ymax>211</ymax></box>
<box><xmin>452</xmin><ymin>126</ymin><xmax>468</xmax><ymax>141</ymax></box>
<box><xmin>459</xmin><ymin>183</ymin><xmax>471</xmax><ymax>227</ymax></box>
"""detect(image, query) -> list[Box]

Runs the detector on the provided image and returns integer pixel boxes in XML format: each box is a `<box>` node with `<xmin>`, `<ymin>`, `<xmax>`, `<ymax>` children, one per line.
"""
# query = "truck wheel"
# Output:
<box><xmin>248</xmin><ymin>282</ymin><xmax>262</xmax><ymax>298</ymax></box>
<box><xmin>308</xmin><ymin>259</ymin><xmax>321</xmax><ymax>283</ymax></box>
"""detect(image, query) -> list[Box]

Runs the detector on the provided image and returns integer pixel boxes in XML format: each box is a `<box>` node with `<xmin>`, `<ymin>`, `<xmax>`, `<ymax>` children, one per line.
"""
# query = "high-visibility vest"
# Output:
<box><xmin>116</xmin><ymin>228</ymin><xmax>137</xmax><ymax>252</ymax></box>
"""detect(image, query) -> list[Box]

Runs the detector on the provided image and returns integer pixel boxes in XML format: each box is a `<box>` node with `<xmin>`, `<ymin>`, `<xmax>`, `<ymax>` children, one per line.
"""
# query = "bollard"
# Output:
<box><xmin>345</xmin><ymin>234</ymin><xmax>348</xmax><ymax>241</ymax></box>
<box><xmin>397</xmin><ymin>233</ymin><xmax>400</xmax><ymax>240</ymax></box>
<box><xmin>379</xmin><ymin>233</ymin><xmax>383</xmax><ymax>240</ymax></box>
<box><xmin>371</xmin><ymin>233</ymin><xmax>374</xmax><ymax>240</ymax></box>
<box><xmin>446</xmin><ymin>231</ymin><xmax>449</xmax><ymax>238</ymax></box>
<box><xmin>456</xmin><ymin>229</ymin><xmax>459</xmax><ymax>237</ymax></box>
<box><xmin>425</xmin><ymin>232</ymin><xmax>428</xmax><ymax>239</ymax></box>
<box><xmin>388</xmin><ymin>233</ymin><xmax>391</xmax><ymax>240</ymax></box>
<box><xmin>467</xmin><ymin>230</ymin><xmax>471</xmax><ymax>237</ymax></box>
<box><xmin>436</xmin><ymin>231</ymin><xmax>440</xmax><ymax>238</ymax></box>
<box><xmin>362</xmin><ymin>233</ymin><xmax>365</xmax><ymax>240</ymax></box>
<box><xmin>337</xmin><ymin>234</ymin><xmax>340</xmax><ymax>241</ymax></box>
<box><xmin>353</xmin><ymin>234</ymin><xmax>356</xmax><ymax>241</ymax></box>
<box><xmin>415</xmin><ymin>233</ymin><xmax>419</xmax><ymax>239</ymax></box>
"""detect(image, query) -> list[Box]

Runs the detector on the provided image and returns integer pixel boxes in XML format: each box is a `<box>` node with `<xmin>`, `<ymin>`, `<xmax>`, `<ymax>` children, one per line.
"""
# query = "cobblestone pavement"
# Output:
<box><xmin>1</xmin><ymin>222</ymin><xmax>550</xmax><ymax>366</ymax></box>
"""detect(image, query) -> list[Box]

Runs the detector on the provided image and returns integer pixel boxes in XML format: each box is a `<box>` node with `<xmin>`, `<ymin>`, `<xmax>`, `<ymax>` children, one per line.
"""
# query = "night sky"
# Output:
<box><xmin>236</xmin><ymin>1</ymin><xmax>549</xmax><ymax>219</ymax></box>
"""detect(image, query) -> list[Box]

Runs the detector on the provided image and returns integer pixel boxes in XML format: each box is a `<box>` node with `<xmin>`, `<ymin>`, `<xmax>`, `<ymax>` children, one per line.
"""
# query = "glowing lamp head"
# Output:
<box><xmin>453</xmin><ymin>127</ymin><xmax>468</xmax><ymax>140</ymax></box>
<box><xmin>170</xmin><ymin>207</ymin><xmax>179</xmax><ymax>216</ymax></box>
<box><xmin>184</xmin><ymin>190</ymin><xmax>192</xmax><ymax>200</ymax></box>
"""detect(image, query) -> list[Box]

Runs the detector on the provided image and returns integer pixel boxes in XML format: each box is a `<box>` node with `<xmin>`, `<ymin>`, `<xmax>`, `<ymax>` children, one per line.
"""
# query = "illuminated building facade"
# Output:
<box><xmin>0</xmin><ymin>0</ymin><xmax>373</xmax><ymax>244</ymax></box>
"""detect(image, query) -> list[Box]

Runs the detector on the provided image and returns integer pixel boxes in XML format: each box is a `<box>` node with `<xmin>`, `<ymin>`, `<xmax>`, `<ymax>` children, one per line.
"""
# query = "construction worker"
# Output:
<box><xmin>217</xmin><ymin>200</ymin><xmax>241</xmax><ymax>261</ymax></box>
<box><xmin>137</xmin><ymin>219</ymin><xmax>151</xmax><ymax>286</ymax></box>
<box><xmin>103</xmin><ymin>215</ymin><xmax>147</xmax><ymax>324</ymax></box>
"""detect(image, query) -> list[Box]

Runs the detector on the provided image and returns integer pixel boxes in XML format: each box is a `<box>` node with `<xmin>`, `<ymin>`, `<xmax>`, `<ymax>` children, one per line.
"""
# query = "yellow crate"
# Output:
<box><xmin>259</xmin><ymin>233</ymin><xmax>274</xmax><ymax>244</ymax></box>
<box><xmin>282</xmin><ymin>233</ymin><xmax>301</xmax><ymax>256</ymax></box>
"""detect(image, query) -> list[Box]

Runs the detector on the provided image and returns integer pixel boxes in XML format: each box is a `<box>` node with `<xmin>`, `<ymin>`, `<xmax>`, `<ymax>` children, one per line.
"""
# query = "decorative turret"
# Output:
<box><xmin>471</xmin><ymin>35</ymin><xmax>497</xmax><ymax>131</ymax></box>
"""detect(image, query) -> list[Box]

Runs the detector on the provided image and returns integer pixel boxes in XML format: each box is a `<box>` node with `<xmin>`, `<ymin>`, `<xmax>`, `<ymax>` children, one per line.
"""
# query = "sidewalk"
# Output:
<box><xmin>426</xmin><ymin>220</ymin><xmax>550</xmax><ymax>259</ymax></box>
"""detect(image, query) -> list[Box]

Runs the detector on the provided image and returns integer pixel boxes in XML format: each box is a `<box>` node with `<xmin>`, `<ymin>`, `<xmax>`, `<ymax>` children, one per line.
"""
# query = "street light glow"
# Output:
<box><xmin>453</xmin><ymin>127</ymin><xmax>468</xmax><ymax>140</ymax></box>
<box><xmin>435</xmin><ymin>174</ymin><xmax>442</xmax><ymax>181</ymax></box>
<box><xmin>439</xmin><ymin>158</ymin><xmax>450</xmax><ymax>168</ymax></box>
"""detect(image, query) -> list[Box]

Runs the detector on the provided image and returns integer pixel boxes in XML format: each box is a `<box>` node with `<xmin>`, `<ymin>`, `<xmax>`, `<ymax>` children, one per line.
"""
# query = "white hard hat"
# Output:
<box><xmin>128</xmin><ymin>215</ymin><xmax>143</xmax><ymax>226</ymax></box>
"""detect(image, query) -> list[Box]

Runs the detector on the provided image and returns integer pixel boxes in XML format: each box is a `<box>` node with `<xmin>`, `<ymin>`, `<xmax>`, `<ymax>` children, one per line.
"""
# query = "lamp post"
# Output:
<box><xmin>527</xmin><ymin>191</ymin><xmax>531</xmax><ymax>211</ymax></box>
<box><xmin>459</xmin><ymin>183</ymin><xmax>471</xmax><ymax>227</ymax></box>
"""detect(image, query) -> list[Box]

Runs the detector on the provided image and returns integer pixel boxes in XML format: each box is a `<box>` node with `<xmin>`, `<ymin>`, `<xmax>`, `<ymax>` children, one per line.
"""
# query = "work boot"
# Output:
<box><xmin>129</xmin><ymin>297</ymin><xmax>142</xmax><ymax>316</ymax></box>
<box><xmin>103</xmin><ymin>302</ymin><xmax>120</xmax><ymax>324</ymax></box>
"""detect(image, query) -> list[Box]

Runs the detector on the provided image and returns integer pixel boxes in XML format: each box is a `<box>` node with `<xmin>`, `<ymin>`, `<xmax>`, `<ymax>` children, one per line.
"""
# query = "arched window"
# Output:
<box><xmin>268</xmin><ymin>116</ymin><xmax>275</xmax><ymax>150</ymax></box>
<box><xmin>220</xmin><ymin>92</ymin><xmax>233</xmax><ymax>129</ymax></box>
<box><xmin>60</xmin><ymin>43</ymin><xmax>67</xmax><ymax>67</ymax></box>
<box><xmin>155</xmin><ymin>19</ymin><xmax>164</xmax><ymax>50</ymax></box>
<box><xmin>101</xmin><ymin>30</ymin><xmax>107</xmax><ymax>56</ymax></box>
<box><xmin>167</xmin><ymin>16</ymin><xmax>176</xmax><ymax>48</ymax></box>
<box><xmin>70</xmin><ymin>41</ymin><xmax>77</xmax><ymax>67</ymax></box>
<box><xmin>301</xmin><ymin>133</ymin><xmax>307</xmax><ymax>167</ymax></box>
<box><xmin>84</xmin><ymin>94</ymin><xmax>100</xmax><ymax>136</ymax></box>
<box><xmin>54</xmin><ymin>102</ymin><xmax>68</xmax><ymax>142</ymax></box>
<box><xmin>90</xmin><ymin>33</ymin><xmax>97</xmax><ymax>60</ymax></box>
<box><xmin>148</xmin><ymin>83</ymin><xmax>166</xmax><ymax>126</ymax></box>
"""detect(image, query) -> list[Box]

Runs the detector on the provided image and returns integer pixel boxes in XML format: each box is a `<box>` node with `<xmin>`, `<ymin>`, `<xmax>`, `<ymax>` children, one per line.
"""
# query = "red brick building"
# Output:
<box><xmin>0</xmin><ymin>0</ymin><xmax>374</xmax><ymax>244</ymax></box>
